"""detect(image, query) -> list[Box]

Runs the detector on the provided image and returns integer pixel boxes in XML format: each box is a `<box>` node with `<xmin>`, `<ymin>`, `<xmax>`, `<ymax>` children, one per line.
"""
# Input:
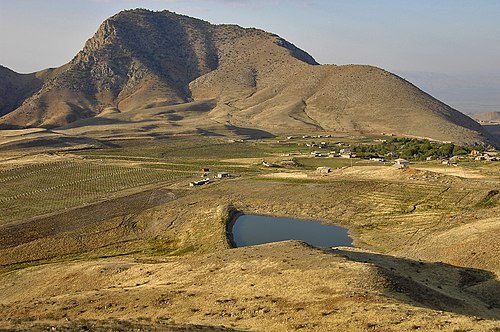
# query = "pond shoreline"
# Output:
<box><xmin>225</xmin><ymin>211</ymin><xmax>243</xmax><ymax>249</ymax></box>
<box><xmin>226</xmin><ymin>212</ymin><xmax>353</xmax><ymax>249</ymax></box>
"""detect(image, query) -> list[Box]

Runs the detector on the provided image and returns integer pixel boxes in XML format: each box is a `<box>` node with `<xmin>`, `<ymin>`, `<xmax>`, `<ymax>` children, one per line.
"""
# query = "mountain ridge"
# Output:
<box><xmin>0</xmin><ymin>9</ymin><xmax>497</xmax><ymax>146</ymax></box>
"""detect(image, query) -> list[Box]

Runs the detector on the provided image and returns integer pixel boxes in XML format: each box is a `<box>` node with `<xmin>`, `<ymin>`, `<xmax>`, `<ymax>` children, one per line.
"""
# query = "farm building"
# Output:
<box><xmin>216</xmin><ymin>172</ymin><xmax>230</xmax><ymax>178</ymax></box>
<box><xmin>316</xmin><ymin>167</ymin><xmax>331</xmax><ymax>174</ymax></box>
<box><xmin>190</xmin><ymin>178</ymin><xmax>210</xmax><ymax>187</ymax></box>
<box><xmin>393</xmin><ymin>158</ymin><xmax>410</xmax><ymax>169</ymax></box>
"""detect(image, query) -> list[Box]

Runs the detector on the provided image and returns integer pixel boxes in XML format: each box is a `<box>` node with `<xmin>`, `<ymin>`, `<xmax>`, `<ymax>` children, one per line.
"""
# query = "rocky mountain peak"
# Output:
<box><xmin>0</xmin><ymin>9</ymin><xmax>496</xmax><ymax>146</ymax></box>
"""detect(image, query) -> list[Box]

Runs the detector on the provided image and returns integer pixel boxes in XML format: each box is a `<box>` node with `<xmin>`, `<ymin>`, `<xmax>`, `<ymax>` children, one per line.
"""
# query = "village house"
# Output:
<box><xmin>319</xmin><ymin>142</ymin><xmax>328</xmax><ymax>148</ymax></box>
<box><xmin>339</xmin><ymin>148</ymin><xmax>352</xmax><ymax>158</ymax></box>
<box><xmin>477</xmin><ymin>153</ymin><xmax>498</xmax><ymax>161</ymax></box>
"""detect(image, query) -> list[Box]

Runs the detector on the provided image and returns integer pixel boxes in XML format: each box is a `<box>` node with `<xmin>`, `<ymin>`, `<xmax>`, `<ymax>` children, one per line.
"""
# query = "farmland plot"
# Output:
<box><xmin>0</xmin><ymin>161</ymin><xmax>190</xmax><ymax>223</ymax></box>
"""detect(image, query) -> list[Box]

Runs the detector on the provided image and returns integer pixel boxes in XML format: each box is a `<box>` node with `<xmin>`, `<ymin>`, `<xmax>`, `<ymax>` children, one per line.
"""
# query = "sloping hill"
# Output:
<box><xmin>0</xmin><ymin>9</ymin><xmax>496</xmax><ymax>146</ymax></box>
<box><xmin>193</xmin><ymin>62</ymin><xmax>491</xmax><ymax>144</ymax></box>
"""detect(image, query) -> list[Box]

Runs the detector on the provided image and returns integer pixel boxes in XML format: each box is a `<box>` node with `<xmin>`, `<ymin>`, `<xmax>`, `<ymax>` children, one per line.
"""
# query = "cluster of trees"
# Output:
<box><xmin>347</xmin><ymin>138</ymin><xmax>484</xmax><ymax>161</ymax></box>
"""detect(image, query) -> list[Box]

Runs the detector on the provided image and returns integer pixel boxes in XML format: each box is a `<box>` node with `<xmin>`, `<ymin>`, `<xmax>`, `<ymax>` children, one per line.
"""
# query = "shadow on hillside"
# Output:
<box><xmin>225</xmin><ymin>125</ymin><xmax>274</xmax><ymax>139</ymax></box>
<box><xmin>482</xmin><ymin>123</ymin><xmax>500</xmax><ymax>146</ymax></box>
<box><xmin>0</xmin><ymin>136</ymin><xmax>105</xmax><ymax>151</ymax></box>
<box><xmin>197</xmin><ymin>128</ymin><xmax>225</xmax><ymax>137</ymax></box>
<box><xmin>331</xmin><ymin>248</ymin><xmax>500</xmax><ymax>320</ymax></box>
<box><xmin>57</xmin><ymin>117</ymin><xmax>131</xmax><ymax>129</ymax></box>
<box><xmin>0</xmin><ymin>124</ymin><xmax>27</xmax><ymax>130</ymax></box>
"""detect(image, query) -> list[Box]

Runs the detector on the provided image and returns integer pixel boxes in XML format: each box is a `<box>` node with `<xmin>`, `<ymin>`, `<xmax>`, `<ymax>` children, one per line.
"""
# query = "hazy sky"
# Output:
<box><xmin>1</xmin><ymin>0</ymin><xmax>499</xmax><ymax>113</ymax></box>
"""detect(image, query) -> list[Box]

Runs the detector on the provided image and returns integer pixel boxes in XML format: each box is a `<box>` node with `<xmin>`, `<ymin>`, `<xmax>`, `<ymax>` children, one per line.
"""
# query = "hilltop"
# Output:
<box><xmin>0</xmin><ymin>9</ymin><xmax>496</xmax><ymax>146</ymax></box>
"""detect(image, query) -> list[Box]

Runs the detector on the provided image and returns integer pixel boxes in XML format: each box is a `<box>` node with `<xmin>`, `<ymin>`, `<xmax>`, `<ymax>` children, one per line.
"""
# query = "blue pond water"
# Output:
<box><xmin>230</xmin><ymin>215</ymin><xmax>353</xmax><ymax>248</ymax></box>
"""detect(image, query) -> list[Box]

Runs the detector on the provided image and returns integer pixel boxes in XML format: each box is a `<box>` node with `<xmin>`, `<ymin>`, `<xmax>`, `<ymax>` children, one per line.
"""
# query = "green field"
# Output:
<box><xmin>77</xmin><ymin>137</ymin><xmax>269</xmax><ymax>160</ymax></box>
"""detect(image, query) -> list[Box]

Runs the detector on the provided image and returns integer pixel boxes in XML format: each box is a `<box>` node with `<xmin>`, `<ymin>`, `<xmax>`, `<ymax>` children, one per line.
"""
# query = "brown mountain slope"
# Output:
<box><xmin>0</xmin><ymin>66</ymin><xmax>43</xmax><ymax>117</ymax></box>
<box><xmin>0</xmin><ymin>9</ymin><xmax>496</xmax><ymax>146</ymax></box>
<box><xmin>193</xmin><ymin>60</ymin><xmax>491</xmax><ymax>144</ymax></box>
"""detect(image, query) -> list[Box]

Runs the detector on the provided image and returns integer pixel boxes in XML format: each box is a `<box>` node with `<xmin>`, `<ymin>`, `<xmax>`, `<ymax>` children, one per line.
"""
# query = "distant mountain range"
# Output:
<box><xmin>395</xmin><ymin>71</ymin><xmax>500</xmax><ymax>116</ymax></box>
<box><xmin>0</xmin><ymin>9</ymin><xmax>497</xmax><ymax>146</ymax></box>
<box><xmin>473</xmin><ymin>112</ymin><xmax>500</xmax><ymax>123</ymax></box>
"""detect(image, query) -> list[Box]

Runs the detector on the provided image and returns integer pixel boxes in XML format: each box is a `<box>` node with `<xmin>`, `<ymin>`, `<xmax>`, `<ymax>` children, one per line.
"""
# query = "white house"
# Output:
<box><xmin>393</xmin><ymin>158</ymin><xmax>410</xmax><ymax>169</ymax></box>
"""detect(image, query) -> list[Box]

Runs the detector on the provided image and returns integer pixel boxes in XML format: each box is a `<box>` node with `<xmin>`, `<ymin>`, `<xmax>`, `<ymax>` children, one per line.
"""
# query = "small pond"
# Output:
<box><xmin>229</xmin><ymin>214</ymin><xmax>353</xmax><ymax>248</ymax></box>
